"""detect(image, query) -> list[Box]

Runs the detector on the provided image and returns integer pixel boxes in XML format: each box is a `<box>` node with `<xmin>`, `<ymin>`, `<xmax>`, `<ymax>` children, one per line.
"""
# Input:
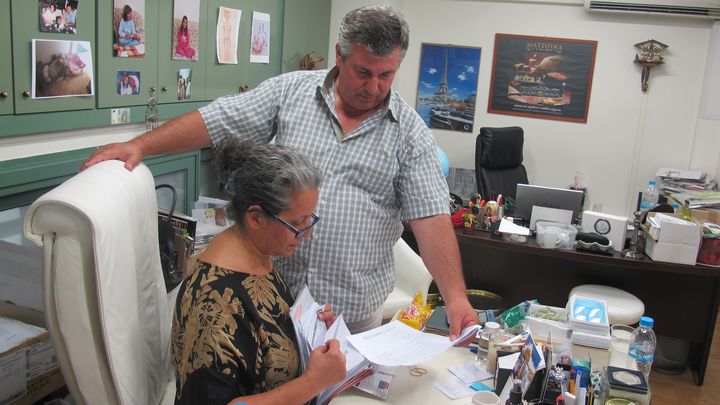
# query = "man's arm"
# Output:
<box><xmin>409</xmin><ymin>214</ymin><xmax>478</xmax><ymax>340</ymax></box>
<box><xmin>82</xmin><ymin>110</ymin><xmax>212</xmax><ymax>171</ymax></box>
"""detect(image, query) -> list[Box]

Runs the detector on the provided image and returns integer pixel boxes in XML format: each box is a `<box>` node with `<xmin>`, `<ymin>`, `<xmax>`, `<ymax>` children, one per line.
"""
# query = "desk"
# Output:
<box><xmin>333</xmin><ymin>346</ymin><xmax>479</xmax><ymax>404</ymax></box>
<box><xmin>454</xmin><ymin>228</ymin><xmax>720</xmax><ymax>386</ymax></box>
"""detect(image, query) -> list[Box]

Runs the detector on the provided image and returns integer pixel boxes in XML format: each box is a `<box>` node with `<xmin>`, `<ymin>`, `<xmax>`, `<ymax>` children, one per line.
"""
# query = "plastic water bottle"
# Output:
<box><xmin>628</xmin><ymin>316</ymin><xmax>657</xmax><ymax>379</ymax></box>
<box><xmin>640</xmin><ymin>180</ymin><xmax>659</xmax><ymax>211</ymax></box>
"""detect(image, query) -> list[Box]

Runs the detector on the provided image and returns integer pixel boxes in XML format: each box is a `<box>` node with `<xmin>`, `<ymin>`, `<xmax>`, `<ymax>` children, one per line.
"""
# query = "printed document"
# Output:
<box><xmin>346</xmin><ymin>320</ymin><xmax>480</xmax><ymax>366</ymax></box>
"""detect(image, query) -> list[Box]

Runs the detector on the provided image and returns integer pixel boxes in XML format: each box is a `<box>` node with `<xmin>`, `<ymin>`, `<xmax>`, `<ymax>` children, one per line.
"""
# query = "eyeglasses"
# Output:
<box><xmin>261</xmin><ymin>207</ymin><xmax>320</xmax><ymax>238</ymax></box>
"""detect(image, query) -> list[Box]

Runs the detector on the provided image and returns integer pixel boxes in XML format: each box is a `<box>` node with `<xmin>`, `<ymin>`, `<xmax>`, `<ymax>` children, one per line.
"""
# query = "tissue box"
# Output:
<box><xmin>581</xmin><ymin>211</ymin><xmax>629</xmax><ymax>252</ymax></box>
<box><xmin>644</xmin><ymin>212</ymin><xmax>702</xmax><ymax>265</ymax></box>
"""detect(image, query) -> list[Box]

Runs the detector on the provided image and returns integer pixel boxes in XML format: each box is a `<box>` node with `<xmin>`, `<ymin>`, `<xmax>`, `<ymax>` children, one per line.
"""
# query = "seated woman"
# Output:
<box><xmin>172</xmin><ymin>139</ymin><xmax>346</xmax><ymax>405</ymax></box>
<box><xmin>117</xmin><ymin>5</ymin><xmax>141</xmax><ymax>46</ymax></box>
<box><xmin>175</xmin><ymin>16</ymin><xmax>196</xmax><ymax>59</ymax></box>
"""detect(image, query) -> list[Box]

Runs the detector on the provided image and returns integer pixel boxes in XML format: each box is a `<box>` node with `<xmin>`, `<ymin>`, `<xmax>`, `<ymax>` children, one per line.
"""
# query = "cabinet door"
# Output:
<box><xmin>205</xmin><ymin>0</ymin><xmax>283</xmax><ymax>100</ymax></box>
<box><xmin>11</xmin><ymin>0</ymin><xmax>96</xmax><ymax>114</ymax></box>
<box><xmin>97</xmin><ymin>1</ymin><xmax>160</xmax><ymax>108</ymax></box>
<box><xmin>281</xmin><ymin>0</ymin><xmax>331</xmax><ymax>73</ymax></box>
<box><xmin>157</xmin><ymin>0</ymin><xmax>208</xmax><ymax>104</ymax></box>
<box><xmin>0</xmin><ymin>0</ymin><xmax>13</xmax><ymax>115</ymax></box>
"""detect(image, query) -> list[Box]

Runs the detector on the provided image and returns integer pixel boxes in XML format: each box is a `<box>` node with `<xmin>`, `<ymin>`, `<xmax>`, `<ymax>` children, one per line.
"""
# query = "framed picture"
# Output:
<box><xmin>113</xmin><ymin>0</ymin><xmax>145</xmax><ymax>57</ymax></box>
<box><xmin>415</xmin><ymin>43</ymin><xmax>481</xmax><ymax>133</ymax></box>
<box><xmin>488</xmin><ymin>34</ymin><xmax>597</xmax><ymax>123</ymax></box>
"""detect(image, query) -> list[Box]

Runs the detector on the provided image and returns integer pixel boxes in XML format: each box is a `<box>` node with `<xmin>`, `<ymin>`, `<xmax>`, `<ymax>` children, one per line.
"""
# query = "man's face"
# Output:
<box><xmin>335</xmin><ymin>43</ymin><xmax>402</xmax><ymax>113</ymax></box>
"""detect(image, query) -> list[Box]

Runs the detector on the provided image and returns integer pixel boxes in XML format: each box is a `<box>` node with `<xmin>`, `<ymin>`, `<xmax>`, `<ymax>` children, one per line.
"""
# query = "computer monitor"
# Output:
<box><xmin>514</xmin><ymin>184</ymin><xmax>585</xmax><ymax>224</ymax></box>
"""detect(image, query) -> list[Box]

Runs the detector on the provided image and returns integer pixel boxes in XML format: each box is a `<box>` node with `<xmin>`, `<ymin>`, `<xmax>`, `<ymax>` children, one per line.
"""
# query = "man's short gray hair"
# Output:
<box><xmin>337</xmin><ymin>5</ymin><xmax>409</xmax><ymax>61</ymax></box>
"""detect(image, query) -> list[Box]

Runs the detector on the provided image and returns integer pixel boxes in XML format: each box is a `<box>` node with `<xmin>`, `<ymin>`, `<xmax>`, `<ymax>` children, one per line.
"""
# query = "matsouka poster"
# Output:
<box><xmin>488</xmin><ymin>34</ymin><xmax>597</xmax><ymax>123</ymax></box>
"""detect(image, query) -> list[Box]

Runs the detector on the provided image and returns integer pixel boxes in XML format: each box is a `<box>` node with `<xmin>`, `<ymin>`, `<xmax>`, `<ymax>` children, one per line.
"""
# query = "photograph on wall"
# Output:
<box><xmin>415</xmin><ymin>43</ymin><xmax>481</xmax><ymax>133</ymax></box>
<box><xmin>249</xmin><ymin>11</ymin><xmax>270</xmax><ymax>64</ymax></box>
<box><xmin>172</xmin><ymin>0</ymin><xmax>200</xmax><ymax>61</ymax></box>
<box><xmin>32</xmin><ymin>39</ymin><xmax>94</xmax><ymax>99</ymax></box>
<box><xmin>177</xmin><ymin>68</ymin><xmax>192</xmax><ymax>100</ymax></box>
<box><xmin>39</xmin><ymin>1</ymin><xmax>78</xmax><ymax>34</ymax></box>
<box><xmin>116</xmin><ymin>70</ymin><xmax>140</xmax><ymax>95</ymax></box>
<box><xmin>488</xmin><ymin>34</ymin><xmax>597</xmax><ymax>123</ymax></box>
<box><xmin>113</xmin><ymin>0</ymin><xmax>145</xmax><ymax>57</ymax></box>
<box><xmin>216</xmin><ymin>7</ymin><xmax>241</xmax><ymax>64</ymax></box>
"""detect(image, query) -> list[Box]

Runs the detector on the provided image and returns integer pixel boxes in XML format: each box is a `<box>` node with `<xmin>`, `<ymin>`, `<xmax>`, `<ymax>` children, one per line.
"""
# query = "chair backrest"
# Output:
<box><xmin>475</xmin><ymin>126</ymin><xmax>529</xmax><ymax>204</ymax></box>
<box><xmin>23</xmin><ymin>161</ymin><xmax>173</xmax><ymax>405</ymax></box>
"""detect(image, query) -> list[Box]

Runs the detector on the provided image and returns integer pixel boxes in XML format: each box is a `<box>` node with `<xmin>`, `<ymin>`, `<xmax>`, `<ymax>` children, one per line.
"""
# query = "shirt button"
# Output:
<box><xmin>308</xmin><ymin>267</ymin><xmax>316</xmax><ymax>274</ymax></box>
<box><xmin>320</xmin><ymin>200</ymin><xmax>326</xmax><ymax>206</ymax></box>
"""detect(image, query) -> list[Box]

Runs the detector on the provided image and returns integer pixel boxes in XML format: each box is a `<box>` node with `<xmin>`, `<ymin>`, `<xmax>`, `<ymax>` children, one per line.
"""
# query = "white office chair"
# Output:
<box><xmin>24</xmin><ymin>161</ymin><xmax>175</xmax><ymax>405</ymax></box>
<box><xmin>382</xmin><ymin>238</ymin><xmax>434</xmax><ymax>320</ymax></box>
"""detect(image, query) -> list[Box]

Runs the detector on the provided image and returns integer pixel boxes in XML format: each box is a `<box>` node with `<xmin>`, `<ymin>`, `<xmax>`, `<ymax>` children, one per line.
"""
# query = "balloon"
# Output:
<box><xmin>436</xmin><ymin>146</ymin><xmax>450</xmax><ymax>177</ymax></box>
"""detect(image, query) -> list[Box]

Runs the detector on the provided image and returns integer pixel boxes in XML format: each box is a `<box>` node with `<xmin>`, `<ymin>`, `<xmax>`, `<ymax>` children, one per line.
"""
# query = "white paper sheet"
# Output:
<box><xmin>448</xmin><ymin>361</ymin><xmax>493</xmax><ymax>385</ymax></box>
<box><xmin>433</xmin><ymin>376</ymin><xmax>474</xmax><ymax>399</ymax></box>
<box><xmin>498</xmin><ymin>218</ymin><xmax>530</xmax><ymax>236</ymax></box>
<box><xmin>346</xmin><ymin>321</ymin><xmax>480</xmax><ymax>366</ymax></box>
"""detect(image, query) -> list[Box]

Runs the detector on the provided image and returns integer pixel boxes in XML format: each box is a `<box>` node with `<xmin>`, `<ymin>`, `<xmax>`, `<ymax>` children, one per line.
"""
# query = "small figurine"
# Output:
<box><xmin>145</xmin><ymin>87</ymin><xmax>159</xmax><ymax>132</ymax></box>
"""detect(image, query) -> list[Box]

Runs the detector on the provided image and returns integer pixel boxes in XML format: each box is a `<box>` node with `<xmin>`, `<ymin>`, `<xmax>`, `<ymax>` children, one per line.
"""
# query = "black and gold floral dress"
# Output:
<box><xmin>172</xmin><ymin>260</ymin><xmax>300</xmax><ymax>404</ymax></box>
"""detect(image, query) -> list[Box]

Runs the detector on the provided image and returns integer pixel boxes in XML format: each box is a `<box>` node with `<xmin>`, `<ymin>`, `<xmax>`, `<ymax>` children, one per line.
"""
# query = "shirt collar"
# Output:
<box><xmin>318</xmin><ymin>67</ymin><xmax>400</xmax><ymax>122</ymax></box>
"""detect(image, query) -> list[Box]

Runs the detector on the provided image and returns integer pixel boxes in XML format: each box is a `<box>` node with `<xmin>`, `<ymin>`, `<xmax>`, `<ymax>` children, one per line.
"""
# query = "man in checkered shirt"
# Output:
<box><xmin>84</xmin><ymin>6</ymin><xmax>478</xmax><ymax>338</ymax></box>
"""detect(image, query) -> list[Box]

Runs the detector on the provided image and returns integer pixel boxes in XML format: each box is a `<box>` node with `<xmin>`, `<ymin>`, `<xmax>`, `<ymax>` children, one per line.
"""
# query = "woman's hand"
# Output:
<box><xmin>303</xmin><ymin>339</ymin><xmax>346</xmax><ymax>391</ymax></box>
<box><xmin>317</xmin><ymin>304</ymin><xmax>337</xmax><ymax>328</ymax></box>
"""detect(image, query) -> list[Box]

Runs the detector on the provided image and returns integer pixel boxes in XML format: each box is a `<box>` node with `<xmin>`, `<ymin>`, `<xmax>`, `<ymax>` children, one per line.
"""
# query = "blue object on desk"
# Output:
<box><xmin>470</xmin><ymin>381</ymin><xmax>494</xmax><ymax>392</ymax></box>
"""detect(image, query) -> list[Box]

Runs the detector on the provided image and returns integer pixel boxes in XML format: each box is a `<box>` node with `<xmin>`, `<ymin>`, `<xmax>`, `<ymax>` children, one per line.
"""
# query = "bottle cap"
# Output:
<box><xmin>639</xmin><ymin>316</ymin><xmax>654</xmax><ymax>327</ymax></box>
<box><xmin>484</xmin><ymin>321</ymin><xmax>500</xmax><ymax>331</ymax></box>
<box><xmin>649</xmin><ymin>180</ymin><xmax>656</xmax><ymax>185</ymax></box>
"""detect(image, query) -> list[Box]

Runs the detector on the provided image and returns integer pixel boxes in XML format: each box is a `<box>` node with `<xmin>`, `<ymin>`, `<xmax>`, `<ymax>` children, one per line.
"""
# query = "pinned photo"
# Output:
<box><xmin>32</xmin><ymin>39</ymin><xmax>94</xmax><ymax>99</ymax></box>
<box><xmin>216</xmin><ymin>7</ymin><xmax>241</xmax><ymax>64</ymax></box>
<box><xmin>39</xmin><ymin>1</ymin><xmax>78</xmax><ymax>34</ymax></box>
<box><xmin>177</xmin><ymin>68</ymin><xmax>192</xmax><ymax>100</ymax></box>
<box><xmin>172</xmin><ymin>0</ymin><xmax>200</xmax><ymax>61</ymax></box>
<box><xmin>249</xmin><ymin>11</ymin><xmax>270</xmax><ymax>64</ymax></box>
<box><xmin>117</xmin><ymin>70</ymin><xmax>140</xmax><ymax>95</ymax></box>
<box><xmin>113</xmin><ymin>0</ymin><xmax>145</xmax><ymax>57</ymax></box>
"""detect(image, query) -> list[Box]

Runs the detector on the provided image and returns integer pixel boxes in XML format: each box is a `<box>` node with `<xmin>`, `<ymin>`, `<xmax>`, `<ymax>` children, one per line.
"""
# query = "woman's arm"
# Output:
<box><xmin>226</xmin><ymin>340</ymin><xmax>347</xmax><ymax>405</ymax></box>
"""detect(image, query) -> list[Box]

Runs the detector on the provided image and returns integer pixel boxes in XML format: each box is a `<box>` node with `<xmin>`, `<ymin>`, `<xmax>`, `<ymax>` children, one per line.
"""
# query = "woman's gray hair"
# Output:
<box><xmin>214</xmin><ymin>139</ymin><xmax>322</xmax><ymax>228</ymax></box>
<box><xmin>337</xmin><ymin>5</ymin><xmax>409</xmax><ymax>61</ymax></box>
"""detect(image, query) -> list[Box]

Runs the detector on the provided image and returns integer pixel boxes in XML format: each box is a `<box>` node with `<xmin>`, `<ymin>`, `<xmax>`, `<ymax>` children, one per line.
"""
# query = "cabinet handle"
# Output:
<box><xmin>23</xmin><ymin>91</ymin><xmax>30</xmax><ymax>98</ymax></box>
<box><xmin>239</xmin><ymin>84</ymin><xmax>250</xmax><ymax>93</ymax></box>
<box><xmin>150</xmin><ymin>86</ymin><xmax>156</xmax><ymax>93</ymax></box>
<box><xmin>0</xmin><ymin>91</ymin><xmax>7</xmax><ymax>98</ymax></box>
<box><xmin>161</xmin><ymin>86</ymin><xmax>167</xmax><ymax>92</ymax></box>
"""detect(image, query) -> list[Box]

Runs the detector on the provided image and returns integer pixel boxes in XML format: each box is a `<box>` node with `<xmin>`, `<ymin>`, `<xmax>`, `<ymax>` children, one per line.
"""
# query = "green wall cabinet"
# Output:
<box><xmin>97</xmin><ymin>1</ymin><xmax>160</xmax><ymax>108</ymax></box>
<box><xmin>205</xmin><ymin>0</ymin><xmax>284</xmax><ymax>99</ymax></box>
<box><xmin>11</xmin><ymin>0</ymin><xmax>96</xmax><ymax>114</ymax></box>
<box><xmin>157</xmin><ymin>0</ymin><xmax>209</xmax><ymax>104</ymax></box>
<box><xmin>0</xmin><ymin>0</ymin><xmax>14</xmax><ymax>115</ymax></box>
<box><xmin>281</xmin><ymin>0</ymin><xmax>331</xmax><ymax>73</ymax></box>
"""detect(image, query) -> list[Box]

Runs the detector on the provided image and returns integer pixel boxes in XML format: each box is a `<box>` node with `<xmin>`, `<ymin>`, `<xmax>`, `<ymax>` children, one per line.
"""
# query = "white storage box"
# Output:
<box><xmin>523</xmin><ymin>304</ymin><xmax>570</xmax><ymax>341</ymax></box>
<box><xmin>644</xmin><ymin>212</ymin><xmax>702</xmax><ymax>265</ymax></box>
<box><xmin>535</xmin><ymin>221</ymin><xmax>578</xmax><ymax>249</ymax></box>
<box><xmin>581</xmin><ymin>211</ymin><xmax>629</xmax><ymax>252</ymax></box>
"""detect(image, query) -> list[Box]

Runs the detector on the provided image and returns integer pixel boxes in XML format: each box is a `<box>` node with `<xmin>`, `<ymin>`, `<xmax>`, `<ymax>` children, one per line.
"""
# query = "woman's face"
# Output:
<box><xmin>125</xmin><ymin>11</ymin><xmax>133</xmax><ymax>21</ymax></box>
<box><xmin>260</xmin><ymin>188</ymin><xmax>319</xmax><ymax>257</ymax></box>
<box><xmin>182</xmin><ymin>18</ymin><xmax>188</xmax><ymax>29</ymax></box>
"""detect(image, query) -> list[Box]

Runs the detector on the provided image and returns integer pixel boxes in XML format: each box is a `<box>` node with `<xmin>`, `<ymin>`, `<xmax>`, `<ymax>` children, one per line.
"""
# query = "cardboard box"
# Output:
<box><xmin>0</xmin><ymin>302</ymin><xmax>63</xmax><ymax>405</ymax></box>
<box><xmin>690</xmin><ymin>208</ymin><xmax>720</xmax><ymax>225</ymax></box>
<box><xmin>581</xmin><ymin>211</ymin><xmax>629</xmax><ymax>252</ymax></box>
<box><xmin>644</xmin><ymin>212</ymin><xmax>702</xmax><ymax>265</ymax></box>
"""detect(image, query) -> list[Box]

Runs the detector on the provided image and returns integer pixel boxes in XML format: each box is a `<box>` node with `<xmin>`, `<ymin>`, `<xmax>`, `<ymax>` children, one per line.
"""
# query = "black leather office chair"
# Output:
<box><xmin>475</xmin><ymin>126</ymin><xmax>529</xmax><ymax>206</ymax></box>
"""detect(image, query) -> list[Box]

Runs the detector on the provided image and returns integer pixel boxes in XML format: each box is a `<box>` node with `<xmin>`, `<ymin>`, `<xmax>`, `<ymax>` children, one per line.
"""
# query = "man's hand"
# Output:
<box><xmin>81</xmin><ymin>141</ymin><xmax>143</xmax><ymax>171</ymax></box>
<box><xmin>317</xmin><ymin>304</ymin><xmax>337</xmax><ymax>329</ymax></box>
<box><xmin>445</xmin><ymin>297</ymin><xmax>479</xmax><ymax>342</ymax></box>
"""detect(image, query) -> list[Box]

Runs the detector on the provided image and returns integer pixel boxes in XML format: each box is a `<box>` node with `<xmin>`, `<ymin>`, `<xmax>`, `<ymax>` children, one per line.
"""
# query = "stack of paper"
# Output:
<box><xmin>657</xmin><ymin>167</ymin><xmax>717</xmax><ymax>195</ymax></box>
<box><xmin>289</xmin><ymin>286</ymin><xmax>375</xmax><ymax>405</ymax></box>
